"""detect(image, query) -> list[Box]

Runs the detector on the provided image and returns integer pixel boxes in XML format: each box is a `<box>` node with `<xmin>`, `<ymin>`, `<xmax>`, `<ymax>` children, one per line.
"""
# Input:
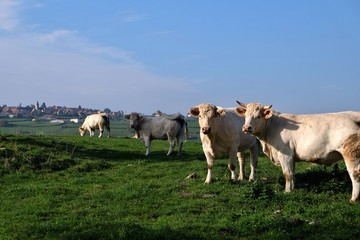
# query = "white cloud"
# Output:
<box><xmin>34</xmin><ymin>30</ymin><xmax>134</xmax><ymax>63</ymax></box>
<box><xmin>0</xmin><ymin>2</ymin><xmax>202</xmax><ymax>114</ymax></box>
<box><xmin>38</xmin><ymin>29</ymin><xmax>75</xmax><ymax>43</ymax></box>
<box><xmin>0</xmin><ymin>30</ymin><xmax>196</xmax><ymax>114</ymax></box>
<box><xmin>0</xmin><ymin>0</ymin><xmax>20</xmax><ymax>30</ymax></box>
<box><xmin>119</xmin><ymin>11</ymin><xmax>147</xmax><ymax>23</ymax></box>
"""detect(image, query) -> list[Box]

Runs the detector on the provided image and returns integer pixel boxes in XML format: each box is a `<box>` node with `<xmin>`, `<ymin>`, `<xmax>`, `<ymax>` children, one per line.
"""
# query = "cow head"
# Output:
<box><xmin>79</xmin><ymin>126</ymin><xmax>86</xmax><ymax>136</ymax></box>
<box><xmin>235</xmin><ymin>101</ymin><xmax>272</xmax><ymax>136</ymax></box>
<box><xmin>189</xmin><ymin>103</ymin><xmax>226</xmax><ymax>135</ymax></box>
<box><xmin>124</xmin><ymin>112</ymin><xmax>143</xmax><ymax>130</ymax></box>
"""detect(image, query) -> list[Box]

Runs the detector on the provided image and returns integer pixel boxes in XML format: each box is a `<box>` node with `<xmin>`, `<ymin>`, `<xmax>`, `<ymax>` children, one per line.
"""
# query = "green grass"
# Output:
<box><xmin>0</xmin><ymin>118</ymin><xmax>201</xmax><ymax>140</ymax></box>
<box><xmin>0</xmin><ymin>118</ymin><xmax>135</xmax><ymax>137</ymax></box>
<box><xmin>0</xmin><ymin>134</ymin><xmax>359</xmax><ymax>240</ymax></box>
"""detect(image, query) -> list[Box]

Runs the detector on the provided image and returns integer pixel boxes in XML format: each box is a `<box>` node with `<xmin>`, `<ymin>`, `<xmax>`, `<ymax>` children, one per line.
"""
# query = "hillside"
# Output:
<box><xmin>0</xmin><ymin>135</ymin><xmax>359</xmax><ymax>239</ymax></box>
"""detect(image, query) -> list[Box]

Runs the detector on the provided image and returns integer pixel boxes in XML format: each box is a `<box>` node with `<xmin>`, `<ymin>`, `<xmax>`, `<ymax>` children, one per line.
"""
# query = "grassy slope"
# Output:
<box><xmin>0</xmin><ymin>135</ymin><xmax>359</xmax><ymax>240</ymax></box>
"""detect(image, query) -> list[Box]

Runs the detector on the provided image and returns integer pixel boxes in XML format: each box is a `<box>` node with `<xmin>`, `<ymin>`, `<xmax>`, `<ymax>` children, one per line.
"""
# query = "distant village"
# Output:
<box><xmin>0</xmin><ymin>101</ymin><xmax>125</xmax><ymax>123</ymax></box>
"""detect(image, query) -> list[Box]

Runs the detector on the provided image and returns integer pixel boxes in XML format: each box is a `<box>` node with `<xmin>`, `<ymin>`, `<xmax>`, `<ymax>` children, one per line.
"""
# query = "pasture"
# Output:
<box><xmin>0</xmin><ymin>124</ymin><xmax>359</xmax><ymax>239</ymax></box>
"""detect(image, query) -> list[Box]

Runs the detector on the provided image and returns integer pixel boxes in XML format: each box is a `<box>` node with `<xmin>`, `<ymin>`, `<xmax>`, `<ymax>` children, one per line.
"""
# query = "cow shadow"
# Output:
<box><xmin>135</xmin><ymin>151</ymin><xmax>205</xmax><ymax>163</ymax></box>
<box><xmin>280</xmin><ymin>164</ymin><xmax>352</xmax><ymax>194</ymax></box>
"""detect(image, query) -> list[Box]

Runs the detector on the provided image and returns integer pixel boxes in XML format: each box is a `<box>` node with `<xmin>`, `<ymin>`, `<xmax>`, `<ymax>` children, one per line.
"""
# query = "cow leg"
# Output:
<box><xmin>167</xmin><ymin>140</ymin><xmax>175</xmax><ymax>155</ymax></box>
<box><xmin>278</xmin><ymin>156</ymin><xmax>295</xmax><ymax>192</ymax></box>
<box><xmin>343</xmin><ymin>156</ymin><xmax>360</xmax><ymax>202</ymax></box>
<box><xmin>167</xmin><ymin>135</ymin><xmax>176</xmax><ymax>156</ymax></box>
<box><xmin>176</xmin><ymin>134</ymin><xmax>185</xmax><ymax>156</ymax></box>
<box><xmin>98</xmin><ymin>124</ymin><xmax>104</xmax><ymax>137</ymax></box>
<box><xmin>144</xmin><ymin>137</ymin><xmax>151</xmax><ymax>156</ymax></box>
<box><xmin>106</xmin><ymin>125</ymin><xmax>111</xmax><ymax>138</ymax></box>
<box><xmin>237</xmin><ymin>152</ymin><xmax>245</xmax><ymax>181</ymax></box>
<box><xmin>177</xmin><ymin>141</ymin><xmax>183</xmax><ymax>156</ymax></box>
<box><xmin>228</xmin><ymin>150</ymin><xmax>237</xmax><ymax>181</ymax></box>
<box><xmin>89</xmin><ymin>127</ymin><xmax>95</xmax><ymax>137</ymax></box>
<box><xmin>98</xmin><ymin>130</ymin><xmax>103</xmax><ymax>138</ymax></box>
<box><xmin>204</xmin><ymin>151</ymin><xmax>214</xmax><ymax>184</ymax></box>
<box><xmin>248</xmin><ymin>145</ymin><xmax>258</xmax><ymax>181</ymax></box>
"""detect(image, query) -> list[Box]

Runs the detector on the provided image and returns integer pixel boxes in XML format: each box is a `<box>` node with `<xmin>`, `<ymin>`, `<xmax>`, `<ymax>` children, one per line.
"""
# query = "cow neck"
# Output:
<box><xmin>255</xmin><ymin>115</ymin><xmax>278</xmax><ymax>150</ymax></box>
<box><xmin>256</xmin><ymin>118</ymin><xmax>270</xmax><ymax>141</ymax></box>
<box><xmin>136</xmin><ymin>117</ymin><xmax>149</xmax><ymax>131</ymax></box>
<box><xmin>257</xmin><ymin>117</ymin><xmax>275</xmax><ymax>162</ymax></box>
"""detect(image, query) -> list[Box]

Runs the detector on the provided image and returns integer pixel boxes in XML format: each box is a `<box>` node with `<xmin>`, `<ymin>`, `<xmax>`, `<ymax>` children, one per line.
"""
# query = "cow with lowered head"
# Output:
<box><xmin>125</xmin><ymin>111</ymin><xmax>188</xmax><ymax>156</ymax></box>
<box><xmin>189</xmin><ymin>103</ymin><xmax>259</xmax><ymax>183</ymax></box>
<box><xmin>79</xmin><ymin>113</ymin><xmax>110</xmax><ymax>138</ymax></box>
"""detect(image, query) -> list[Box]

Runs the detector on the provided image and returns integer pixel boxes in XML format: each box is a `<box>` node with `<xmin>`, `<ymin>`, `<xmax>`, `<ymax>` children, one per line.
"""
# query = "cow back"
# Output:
<box><xmin>140</xmin><ymin>116</ymin><xmax>184</xmax><ymax>140</ymax></box>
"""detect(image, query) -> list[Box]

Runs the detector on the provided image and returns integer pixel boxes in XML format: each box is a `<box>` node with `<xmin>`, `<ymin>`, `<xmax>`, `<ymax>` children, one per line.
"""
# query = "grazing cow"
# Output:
<box><xmin>79</xmin><ymin>113</ymin><xmax>110</xmax><ymax>138</ymax></box>
<box><xmin>125</xmin><ymin>111</ymin><xmax>188</xmax><ymax>156</ymax></box>
<box><xmin>189</xmin><ymin>103</ymin><xmax>259</xmax><ymax>183</ymax></box>
<box><xmin>236</xmin><ymin>101</ymin><xmax>360</xmax><ymax>202</ymax></box>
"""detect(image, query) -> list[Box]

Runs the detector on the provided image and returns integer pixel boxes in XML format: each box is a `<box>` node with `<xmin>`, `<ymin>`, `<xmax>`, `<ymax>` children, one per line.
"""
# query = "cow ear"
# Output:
<box><xmin>235</xmin><ymin>107</ymin><xmax>246</xmax><ymax>116</ymax></box>
<box><xmin>189</xmin><ymin>107</ymin><xmax>200</xmax><ymax>116</ymax></box>
<box><xmin>124</xmin><ymin>114</ymin><xmax>130</xmax><ymax>120</ymax></box>
<box><xmin>262</xmin><ymin>106</ymin><xmax>273</xmax><ymax>119</ymax></box>
<box><xmin>217</xmin><ymin>108</ymin><xmax>226</xmax><ymax>116</ymax></box>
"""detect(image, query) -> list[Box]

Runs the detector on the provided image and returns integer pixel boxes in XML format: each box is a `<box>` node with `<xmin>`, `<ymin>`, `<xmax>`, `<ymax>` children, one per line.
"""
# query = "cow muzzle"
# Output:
<box><xmin>201</xmin><ymin>127</ymin><xmax>211</xmax><ymax>134</ymax></box>
<box><xmin>242</xmin><ymin>125</ymin><xmax>253</xmax><ymax>134</ymax></box>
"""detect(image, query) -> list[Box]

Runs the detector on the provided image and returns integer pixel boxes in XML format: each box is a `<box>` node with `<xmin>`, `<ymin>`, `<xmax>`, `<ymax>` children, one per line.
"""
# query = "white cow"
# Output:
<box><xmin>236</xmin><ymin>101</ymin><xmax>360</xmax><ymax>202</ymax></box>
<box><xmin>189</xmin><ymin>103</ymin><xmax>259</xmax><ymax>183</ymax></box>
<box><xmin>79</xmin><ymin>113</ymin><xmax>110</xmax><ymax>138</ymax></box>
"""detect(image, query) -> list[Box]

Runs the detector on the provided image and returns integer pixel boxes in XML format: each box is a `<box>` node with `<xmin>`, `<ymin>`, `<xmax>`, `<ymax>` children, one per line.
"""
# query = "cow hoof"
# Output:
<box><xmin>349</xmin><ymin>197</ymin><xmax>358</xmax><ymax>203</ymax></box>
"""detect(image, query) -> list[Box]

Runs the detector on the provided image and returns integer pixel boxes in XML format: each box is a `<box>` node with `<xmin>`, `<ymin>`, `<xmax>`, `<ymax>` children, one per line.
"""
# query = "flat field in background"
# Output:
<box><xmin>0</xmin><ymin>124</ymin><xmax>359</xmax><ymax>239</ymax></box>
<box><xmin>0</xmin><ymin>118</ymin><xmax>201</xmax><ymax>140</ymax></box>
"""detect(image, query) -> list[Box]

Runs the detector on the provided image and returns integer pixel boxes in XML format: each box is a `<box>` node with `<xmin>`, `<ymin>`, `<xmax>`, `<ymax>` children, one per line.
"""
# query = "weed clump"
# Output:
<box><xmin>0</xmin><ymin>135</ymin><xmax>78</xmax><ymax>174</ymax></box>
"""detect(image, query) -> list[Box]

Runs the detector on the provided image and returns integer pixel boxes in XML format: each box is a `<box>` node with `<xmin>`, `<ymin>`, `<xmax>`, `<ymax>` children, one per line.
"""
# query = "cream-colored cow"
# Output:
<box><xmin>189</xmin><ymin>103</ymin><xmax>259</xmax><ymax>183</ymax></box>
<box><xmin>236</xmin><ymin>101</ymin><xmax>360</xmax><ymax>202</ymax></box>
<box><xmin>79</xmin><ymin>113</ymin><xmax>110</xmax><ymax>137</ymax></box>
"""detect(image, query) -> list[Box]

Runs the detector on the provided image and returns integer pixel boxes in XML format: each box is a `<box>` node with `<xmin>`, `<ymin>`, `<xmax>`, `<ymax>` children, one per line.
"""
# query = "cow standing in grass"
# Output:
<box><xmin>79</xmin><ymin>113</ymin><xmax>110</xmax><ymax>138</ymax></box>
<box><xmin>236</xmin><ymin>101</ymin><xmax>360</xmax><ymax>202</ymax></box>
<box><xmin>125</xmin><ymin>112</ymin><xmax>188</xmax><ymax>156</ymax></box>
<box><xmin>189</xmin><ymin>103</ymin><xmax>259</xmax><ymax>183</ymax></box>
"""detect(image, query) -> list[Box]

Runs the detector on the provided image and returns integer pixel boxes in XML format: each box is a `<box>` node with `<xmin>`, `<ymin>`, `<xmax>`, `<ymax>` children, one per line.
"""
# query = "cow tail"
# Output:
<box><xmin>182</xmin><ymin>119</ymin><xmax>188</xmax><ymax>142</ymax></box>
<box><xmin>102</xmin><ymin>114</ymin><xmax>111</xmax><ymax>136</ymax></box>
<box><xmin>102</xmin><ymin>114</ymin><xmax>109</xmax><ymax>126</ymax></box>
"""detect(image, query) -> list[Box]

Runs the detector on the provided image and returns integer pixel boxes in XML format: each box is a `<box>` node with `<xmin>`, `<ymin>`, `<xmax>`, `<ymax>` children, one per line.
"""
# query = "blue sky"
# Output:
<box><xmin>1</xmin><ymin>0</ymin><xmax>359</xmax><ymax>115</ymax></box>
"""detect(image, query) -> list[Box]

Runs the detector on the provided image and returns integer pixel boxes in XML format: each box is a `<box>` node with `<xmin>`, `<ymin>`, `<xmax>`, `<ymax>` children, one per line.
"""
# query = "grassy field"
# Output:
<box><xmin>0</xmin><ymin>118</ymin><xmax>140</xmax><ymax>137</ymax></box>
<box><xmin>0</xmin><ymin>118</ymin><xmax>201</xmax><ymax>140</ymax></box>
<box><xmin>0</xmin><ymin>130</ymin><xmax>359</xmax><ymax>239</ymax></box>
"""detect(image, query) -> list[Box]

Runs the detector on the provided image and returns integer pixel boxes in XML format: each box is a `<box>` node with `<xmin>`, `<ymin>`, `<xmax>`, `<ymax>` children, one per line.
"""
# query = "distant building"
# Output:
<box><xmin>50</xmin><ymin>119</ymin><xmax>65</xmax><ymax>124</ymax></box>
<box><xmin>70</xmin><ymin>119</ymin><xmax>79</xmax><ymax>123</ymax></box>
